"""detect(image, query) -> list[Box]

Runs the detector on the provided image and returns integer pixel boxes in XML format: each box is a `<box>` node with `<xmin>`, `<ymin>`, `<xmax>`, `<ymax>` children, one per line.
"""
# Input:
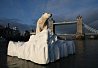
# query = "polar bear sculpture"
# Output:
<box><xmin>8</xmin><ymin>13</ymin><xmax>75</xmax><ymax>64</ymax></box>
<box><xmin>36</xmin><ymin>13</ymin><xmax>51</xmax><ymax>34</ymax></box>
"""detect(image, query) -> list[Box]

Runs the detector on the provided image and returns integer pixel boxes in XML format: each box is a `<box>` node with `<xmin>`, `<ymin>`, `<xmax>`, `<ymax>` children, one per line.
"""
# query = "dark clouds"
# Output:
<box><xmin>83</xmin><ymin>9</ymin><xmax>98</xmax><ymax>24</ymax></box>
<box><xmin>0</xmin><ymin>0</ymin><xmax>98</xmax><ymax>25</ymax></box>
<box><xmin>45</xmin><ymin>0</ymin><xmax>98</xmax><ymax>23</ymax></box>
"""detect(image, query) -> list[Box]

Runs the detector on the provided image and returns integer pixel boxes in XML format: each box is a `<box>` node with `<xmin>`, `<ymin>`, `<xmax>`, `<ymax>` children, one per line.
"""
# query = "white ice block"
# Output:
<box><xmin>8</xmin><ymin>29</ymin><xmax>75</xmax><ymax>64</ymax></box>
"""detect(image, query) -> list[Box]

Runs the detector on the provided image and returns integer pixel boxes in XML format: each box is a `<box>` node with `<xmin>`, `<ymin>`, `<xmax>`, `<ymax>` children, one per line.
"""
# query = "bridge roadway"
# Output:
<box><xmin>57</xmin><ymin>33</ymin><xmax>98</xmax><ymax>36</ymax></box>
<box><xmin>56</xmin><ymin>34</ymin><xmax>76</xmax><ymax>36</ymax></box>
<box><xmin>56</xmin><ymin>33</ymin><xmax>98</xmax><ymax>39</ymax></box>
<box><xmin>85</xmin><ymin>33</ymin><xmax>98</xmax><ymax>36</ymax></box>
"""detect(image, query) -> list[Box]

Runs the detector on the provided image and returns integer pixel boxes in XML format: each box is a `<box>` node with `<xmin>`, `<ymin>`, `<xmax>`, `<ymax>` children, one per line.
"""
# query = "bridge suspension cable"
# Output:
<box><xmin>83</xmin><ymin>23</ymin><xmax>98</xmax><ymax>33</ymax></box>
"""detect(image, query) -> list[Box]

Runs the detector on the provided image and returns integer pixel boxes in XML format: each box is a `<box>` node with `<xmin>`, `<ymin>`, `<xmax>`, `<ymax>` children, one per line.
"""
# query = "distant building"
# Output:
<box><xmin>0</xmin><ymin>25</ymin><xmax>4</xmax><ymax>29</ymax></box>
<box><xmin>0</xmin><ymin>25</ymin><xmax>4</xmax><ymax>36</ymax></box>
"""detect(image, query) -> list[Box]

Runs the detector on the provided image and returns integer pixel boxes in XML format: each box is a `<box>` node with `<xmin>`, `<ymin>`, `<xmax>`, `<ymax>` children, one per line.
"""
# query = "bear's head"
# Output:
<box><xmin>41</xmin><ymin>12</ymin><xmax>51</xmax><ymax>19</ymax></box>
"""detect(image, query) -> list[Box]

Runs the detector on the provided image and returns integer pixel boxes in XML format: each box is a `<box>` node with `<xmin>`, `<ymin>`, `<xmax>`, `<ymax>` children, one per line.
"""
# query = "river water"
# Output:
<box><xmin>1</xmin><ymin>40</ymin><xmax>98</xmax><ymax>68</ymax></box>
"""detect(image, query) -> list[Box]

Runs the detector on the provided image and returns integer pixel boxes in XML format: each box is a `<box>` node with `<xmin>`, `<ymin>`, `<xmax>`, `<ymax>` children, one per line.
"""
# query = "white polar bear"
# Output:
<box><xmin>36</xmin><ymin>13</ymin><xmax>51</xmax><ymax>34</ymax></box>
<box><xmin>8</xmin><ymin>13</ymin><xmax>75</xmax><ymax>64</ymax></box>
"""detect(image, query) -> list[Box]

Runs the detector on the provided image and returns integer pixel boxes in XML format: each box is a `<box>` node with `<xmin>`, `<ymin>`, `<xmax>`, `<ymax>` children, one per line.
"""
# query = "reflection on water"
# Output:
<box><xmin>75</xmin><ymin>40</ymin><xmax>85</xmax><ymax>55</ymax></box>
<box><xmin>7</xmin><ymin>56</ymin><xmax>45</xmax><ymax>68</ymax></box>
<box><xmin>7</xmin><ymin>56</ymin><xmax>71</xmax><ymax>68</ymax></box>
<box><xmin>1</xmin><ymin>40</ymin><xmax>98</xmax><ymax>68</ymax></box>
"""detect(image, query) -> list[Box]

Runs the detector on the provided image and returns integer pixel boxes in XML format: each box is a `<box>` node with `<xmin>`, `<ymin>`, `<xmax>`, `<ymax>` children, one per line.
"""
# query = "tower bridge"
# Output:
<box><xmin>48</xmin><ymin>16</ymin><xmax>98</xmax><ymax>39</ymax></box>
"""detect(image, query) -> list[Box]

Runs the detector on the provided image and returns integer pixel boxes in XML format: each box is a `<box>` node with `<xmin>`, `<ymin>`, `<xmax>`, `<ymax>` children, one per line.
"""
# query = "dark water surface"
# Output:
<box><xmin>1</xmin><ymin>40</ymin><xmax>98</xmax><ymax>68</ymax></box>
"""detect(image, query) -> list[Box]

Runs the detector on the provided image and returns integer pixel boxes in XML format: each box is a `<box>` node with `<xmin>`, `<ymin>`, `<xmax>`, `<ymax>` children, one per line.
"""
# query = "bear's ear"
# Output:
<box><xmin>50</xmin><ymin>14</ymin><xmax>52</xmax><ymax>17</ymax></box>
<box><xmin>46</xmin><ymin>13</ymin><xmax>52</xmax><ymax>17</ymax></box>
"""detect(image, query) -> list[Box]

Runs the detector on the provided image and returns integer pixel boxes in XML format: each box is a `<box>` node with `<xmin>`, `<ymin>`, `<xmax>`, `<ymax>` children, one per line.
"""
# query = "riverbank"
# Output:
<box><xmin>0</xmin><ymin>38</ymin><xmax>9</xmax><ymax>68</ymax></box>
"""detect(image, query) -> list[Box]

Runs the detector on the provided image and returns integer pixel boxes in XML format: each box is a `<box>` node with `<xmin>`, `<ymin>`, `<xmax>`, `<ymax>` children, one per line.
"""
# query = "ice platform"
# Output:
<box><xmin>8</xmin><ymin>29</ymin><xmax>75</xmax><ymax>64</ymax></box>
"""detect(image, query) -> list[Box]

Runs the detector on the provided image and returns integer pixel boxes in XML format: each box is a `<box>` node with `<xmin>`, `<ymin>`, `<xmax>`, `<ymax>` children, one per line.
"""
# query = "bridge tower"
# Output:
<box><xmin>48</xmin><ymin>17</ymin><xmax>55</xmax><ymax>34</ymax></box>
<box><xmin>76</xmin><ymin>16</ymin><xmax>83</xmax><ymax>38</ymax></box>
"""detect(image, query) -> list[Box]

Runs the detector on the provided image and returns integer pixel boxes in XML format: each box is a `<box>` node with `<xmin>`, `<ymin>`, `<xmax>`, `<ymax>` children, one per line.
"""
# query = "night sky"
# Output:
<box><xmin>0</xmin><ymin>0</ymin><xmax>98</xmax><ymax>26</ymax></box>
